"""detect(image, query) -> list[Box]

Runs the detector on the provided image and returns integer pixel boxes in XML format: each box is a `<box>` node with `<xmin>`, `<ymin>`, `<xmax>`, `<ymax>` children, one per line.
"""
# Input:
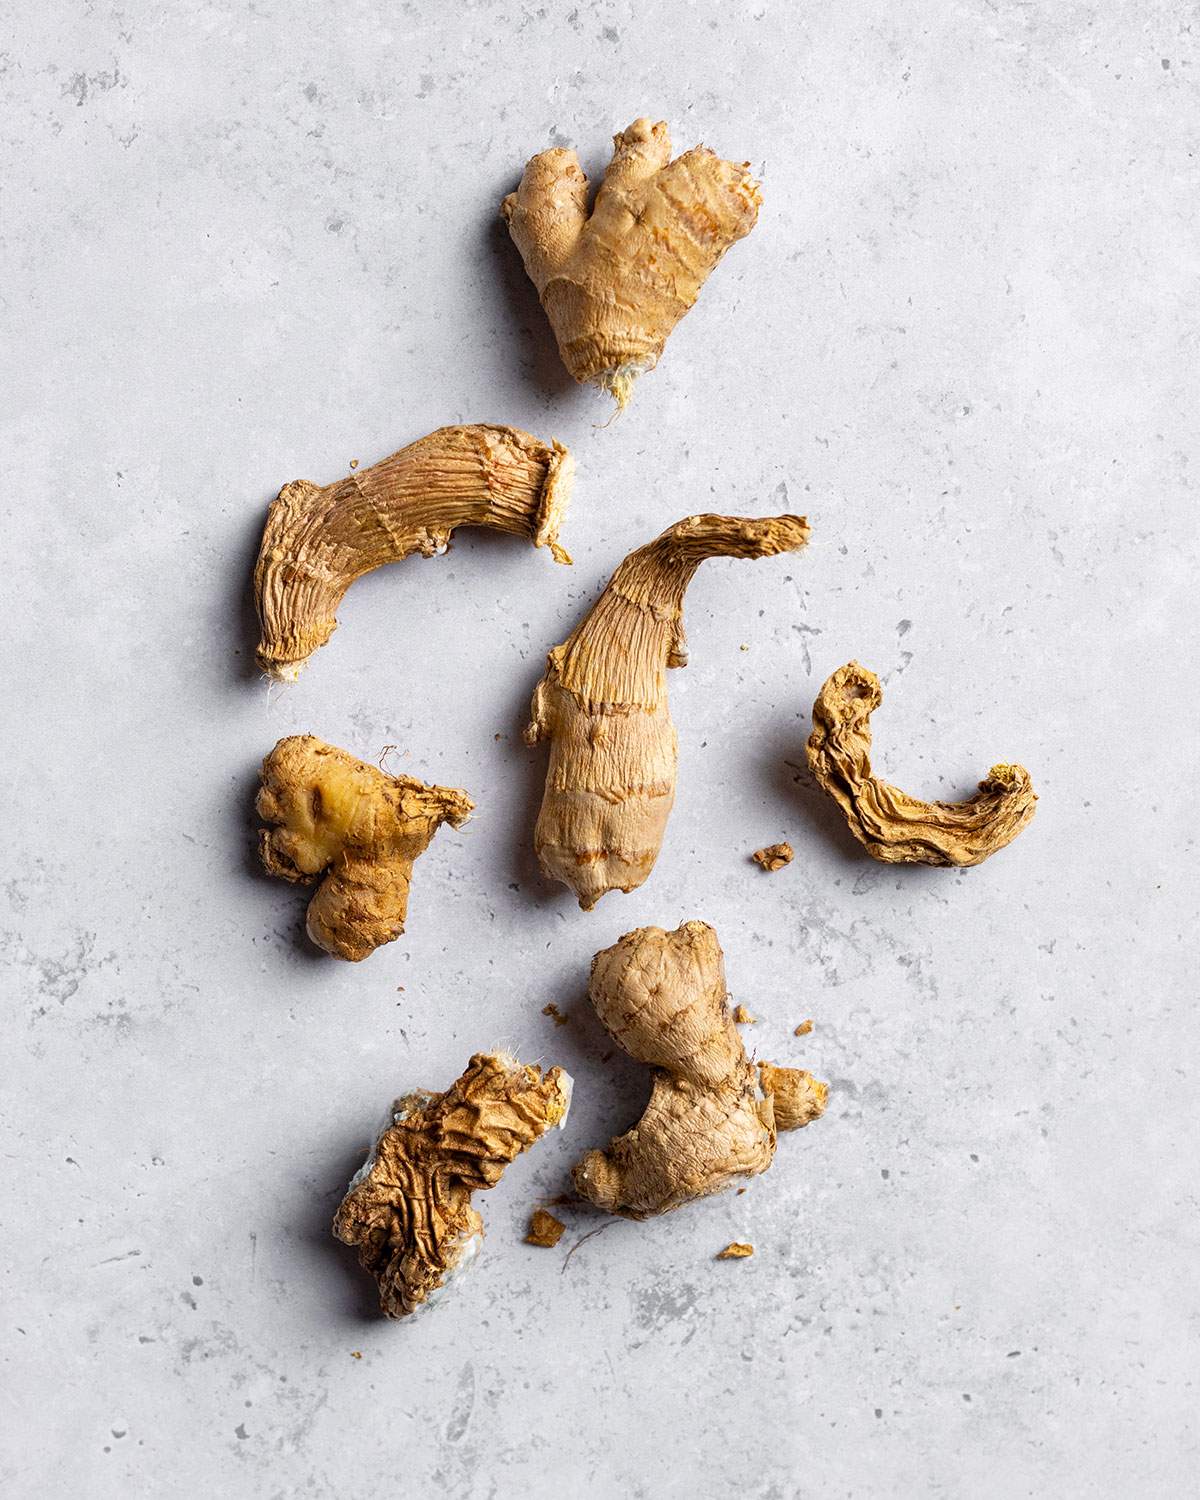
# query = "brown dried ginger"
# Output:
<box><xmin>254</xmin><ymin>424</ymin><xmax>572</xmax><ymax>679</ymax></box>
<box><xmin>333</xmin><ymin>1053</ymin><xmax>572</xmax><ymax>1319</ymax></box>
<box><xmin>525</xmin><ymin>1208</ymin><xmax>567</xmax><ymax>1248</ymax></box>
<box><xmin>752</xmin><ymin>842</ymin><xmax>794</xmax><ymax>872</ymax></box>
<box><xmin>502</xmin><ymin>117</ymin><xmax>760</xmax><ymax>408</ymax></box>
<box><xmin>807</xmin><ymin>662</ymin><xmax>1036</xmax><ymax>866</ymax></box>
<box><xmin>716</xmin><ymin>1242</ymin><xmax>754</xmax><ymax>1259</ymax></box>
<box><xmin>527</xmin><ymin>513</ymin><xmax>810</xmax><ymax>910</ymax></box>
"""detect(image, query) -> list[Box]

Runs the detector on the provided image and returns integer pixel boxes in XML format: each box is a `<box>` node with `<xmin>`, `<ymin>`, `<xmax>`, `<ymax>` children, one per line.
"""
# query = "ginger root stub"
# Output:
<box><xmin>502</xmin><ymin>117</ymin><xmax>761</xmax><ymax>407</ymax></box>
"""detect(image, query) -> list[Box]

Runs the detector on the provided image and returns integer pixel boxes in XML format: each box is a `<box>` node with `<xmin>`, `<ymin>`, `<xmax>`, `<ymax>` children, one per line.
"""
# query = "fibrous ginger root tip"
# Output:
<box><xmin>571</xmin><ymin>921</ymin><xmax>827</xmax><ymax>1220</ymax></box>
<box><xmin>501</xmin><ymin>117</ymin><xmax>761</xmax><ymax>406</ymax></box>
<box><xmin>256</xmin><ymin>735</ymin><xmax>473</xmax><ymax>961</ymax></box>
<box><xmin>253</xmin><ymin>425</ymin><xmax>573</xmax><ymax>678</ymax></box>
<box><xmin>716</xmin><ymin>1242</ymin><xmax>754</xmax><ymax>1259</ymax></box>
<box><xmin>807</xmin><ymin>662</ymin><xmax>1037</xmax><ymax>866</ymax></box>
<box><xmin>525</xmin><ymin>1208</ymin><xmax>567</xmax><ymax>1248</ymax></box>
<box><xmin>526</xmin><ymin>513</ymin><xmax>810</xmax><ymax>910</ymax></box>
<box><xmin>752</xmin><ymin>842</ymin><xmax>793</xmax><ymax>872</ymax></box>
<box><xmin>333</xmin><ymin>1053</ymin><xmax>572</xmax><ymax>1318</ymax></box>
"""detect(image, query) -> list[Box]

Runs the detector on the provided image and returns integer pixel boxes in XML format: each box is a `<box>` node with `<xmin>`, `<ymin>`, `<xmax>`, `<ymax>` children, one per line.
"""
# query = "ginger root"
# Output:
<box><xmin>527</xmin><ymin>513</ymin><xmax>810</xmax><ymax>910</ymax></box>
<box><xmin>807</xmin><ymin>662</ymin><xmax>1036</xmax><ymax>866</ymax></box>
<box><xmin>572</xmin><ymin>921</ymin><xmax>826</xmax><ymax>1219</ymax></box>
<box><xmin>254</xmin><ymin>424</ymin><xmax>572</xmax><ymax>679</ymax></box>
<box><xmin>333</xmin><ymin>1053</ymin><xmax>572</xmax><ymax>1318</ymax></box>
<box><xmin>257</xmin><ymin>735</ymin><xmax>472</xmax><ymax>961</ymax></box>
<box><xmin>502</xmin><ymin>117</ymin><xmax>761</xmax><ymax>407</ymax></box>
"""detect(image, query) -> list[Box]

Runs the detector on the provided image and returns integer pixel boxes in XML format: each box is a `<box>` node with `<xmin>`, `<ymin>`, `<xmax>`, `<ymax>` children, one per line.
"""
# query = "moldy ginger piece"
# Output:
<box><xmin>752</xmin><ymin>842</ymin><xmax>793</xmax><ymax>872</ymax></box>
<box><xmin>502</xmin><ymin>117</ymin><xmax>761</xmax><ymax>408</ymax></box>
<box><xmin>527</xmin><ymin>513</ymin><xmax>810</xmax><ymax>910</ymax></box>
<box><xmin>525</xmin><ymin>1208</ymin><xmax>567</xmax><ymax>1248</ymax></box>
<box><xmin>807</xmin><ymin>662</ymin><xmax>1036</xmax><ymax>866</ymax></box>
<box><xmin>257</xmin><ymin>735</ymin><xmax>472</xmax><ymax>961</ymax></box>
<box><xmin>254</xmin><ymin>424</ymin><xmax>572</xmax><ymax>679</ymax></box>
<box><xmin>334</xmin><ymin>1053</ymin><xmax>572</xmax><ymax>1319</ymax></box>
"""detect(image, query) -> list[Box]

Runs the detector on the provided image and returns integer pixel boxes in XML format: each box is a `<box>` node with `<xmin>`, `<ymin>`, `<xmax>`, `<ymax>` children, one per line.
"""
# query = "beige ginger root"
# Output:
<box><xmin>527</xmin><ymin>514</ymin><xmax>810</xmax><ymax>910</ymax></box>
<box><xmin>254</xmin><ymin>424</ymin><xmax>572</xmax><ymax>679</ymax></box>
<box><xmin>502</xmin><ymin>117</ymin><xmax>761</xmax><ymax>407</ymax></box>
<box><xmin>333</xmin><ymin>1053</ymin><xmax>572</xmax><ymax>1318</ymax></box>
<box><xmin>257</xmin><ymin>735</ymin><xmax>472</xmax><ymax>961</ymax></box>
<box><xmin>807</xmin><ymin>662</ymin><xmax>1036</xmax><ymax>866</ymax></box>
<box><xmin>572</xmin><ymin>921</ymin><xmax>827</xmax><ymax>1219</ymax></box>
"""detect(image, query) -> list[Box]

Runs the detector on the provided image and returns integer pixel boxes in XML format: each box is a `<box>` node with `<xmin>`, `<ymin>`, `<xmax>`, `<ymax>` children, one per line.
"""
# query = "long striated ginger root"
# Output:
<box><xmin>254</xmin><ymin>424</ymin><xmax>573</xmax><ymax>679</ymax></box>
<box><xmin>257</xmin><ymin>735</ymin><xmax>473</xmax><ymax>961</ymax></box>
<box><xmin>502</xmin><ymin>117</ymin><xmax>761</xmax><ymax>408</ymax></box>
<box><xmin>807</xmin><ymin>662</ymin><xmax>1037</xmax><ymax>866</ymax></box>
<box><xmin>334</xmin><ymin>1053</ymin><xmax>572</xmax><ymax>1318</ymax></box>
<box><xmin>527</xmin><ymin>514</ymin><xmax>810</xmax><ymax>910</ymax></box>
<box><xmin>572</xmin><ymin>922</ymin><xmax>826</xmax><ymax>1219</ymax></box>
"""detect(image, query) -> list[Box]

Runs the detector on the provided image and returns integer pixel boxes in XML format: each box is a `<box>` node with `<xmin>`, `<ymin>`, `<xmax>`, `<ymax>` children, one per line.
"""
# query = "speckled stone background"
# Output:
<box><xmin>3</xmin><ymin>2</ymin><xmax>1196</xmax><ymax>1495</ymax></box>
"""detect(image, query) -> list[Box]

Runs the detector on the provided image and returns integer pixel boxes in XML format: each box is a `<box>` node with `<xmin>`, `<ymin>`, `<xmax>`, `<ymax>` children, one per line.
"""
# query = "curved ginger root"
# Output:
<box><xmin>257</xmin><ymin>735</ymin><xmax>472</xmax><ymax>961</ymax></box>
<box><xmin>254</xmin><ymin>424</ymin><xmax>573</xmax><ymax>679</ymax></box>
<box><xmin>527</xmin><ymin>514</ymin><xmax>810</xmax><ymax>910</ymax></box>
<box><xmin>807</xmin><ymin>662</ymin><xmax>1037</xmax><ymax>866</ymax></box>
<box><xmin>334</xmin><ymin>1053</ymin><xmax>572</xmax><ymax>1318</ymax></box>
<box><xmin>502</xmin><ymin>117</ymin><xmax>761</xmax><ymax>407</ymax></box>
<box><xmin>572</xmin><ymin>922</ymin><xmax>827</xmax><ymax>1219</ymax></box>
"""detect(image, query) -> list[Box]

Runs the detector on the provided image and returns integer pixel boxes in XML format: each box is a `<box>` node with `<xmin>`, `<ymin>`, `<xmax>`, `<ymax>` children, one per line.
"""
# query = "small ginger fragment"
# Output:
<box><xmin>794</xmin><ymin>1019</ymin><xmax>813</xmax><ymax>1037</ymax></box>
<box><xmin>525</xmin><ymin>1208</ymin><xmax>567</xmax><ymax>1248</ymax></box>
<box><xmin>716</xmin><ymin>1242</ymin><xmax>754</xmax><ymax>1260</ymax></box>
<box><xmin>253</xmin><ymin>424</ymin><xmax>572</xmax><ymax>679</ymax></box>
<box><xmin>807</xmin><ymin>662</ymin><xmax>1037</xmax><ymax>866</ymax></box>
<box><xmin>542</xmin><ymin>1002</ymin><xmax>570</xmax><ymax>1026</ymax></box>
<box><xmin>333</xmin><ymin>1053</ymin><xmax>572</xmax><ymax>1319</ymax></box>
<box><xmin>752</xmin><ymin>842</ymin><xmax>794</xmax><ymax>872</ymax></box>
<box><xmin>527</xmin><ymin>513</ymin><xmax>810</xmax><ymax>910</ymax></box>
<box><xmin>757</xmin><ymin>1062</ymin><xmax>828</xmax><ymax>1132</ymax></box>
<box><xmin>502</xmin><ymin>118</ymin><xmax>761</xmax><ymax>408</ymax></box>
<box><xmin>257</xmin><ymin>735</ymin><xmax>472</xmax><ymax>961</ymax></box>
<box><xmin>732</xmin><ymin>1004</ymin><xmax>756</xmax><ymax>1025</ymax></box>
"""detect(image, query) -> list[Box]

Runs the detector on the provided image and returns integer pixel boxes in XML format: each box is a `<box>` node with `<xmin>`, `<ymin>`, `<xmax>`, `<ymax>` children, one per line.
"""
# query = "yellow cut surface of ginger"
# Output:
<box><xmin>502</xmin><ymin>117</ymin><xmax>761</xmax><ymax>407</ymax></box>
<box><xmin>253</xmin><ymin>424</ymin><xmax>572</xmax><ymax>679</ymax></box>
<box><xmin>807</xmin><ymin>662</ymin><xmax>1036</xmax><ymax>866</ymax></box>
<box><xmin>526</xmin><ymin>513</ymin><xmax>810</xmax><ymax>910</ymax></box>
<box><xmin>334</xmin><ymin>1053</ymin><xmax>572</xmax><ymax>1319</ymax></box>
<box><xmin>257</xmin><ymin>735</ymin><xmax>472</xmax><ymax>961</ymax></box>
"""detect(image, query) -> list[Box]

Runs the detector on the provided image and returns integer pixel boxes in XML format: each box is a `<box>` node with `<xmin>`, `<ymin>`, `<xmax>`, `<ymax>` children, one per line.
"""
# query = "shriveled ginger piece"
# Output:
<box><xmin>502</xmin><ymin>117</ymin><xmax>760</xmax><ymax>408</ymax></box>
<box><xmin>257</xmin><ymin>735</ymin><xmax>472</xmax><ymax>961</ymax></box>
<box><xmin>527</xmin><ymin>513</ymin><xmax>810</xmax><ymax>910</ymax></box>
<box><xmin>525</xmin><ymin>1208</ymin><xmax>567</xmax><ymax>1248</ymax></box>
<box><xmin>572</xmin><ymin>921</ymin><xmax>827</xmax><ymax>1219</ymax></box>
<box><xmin>807</xmin><ymin>662</ymin><xmax>1036</xmax><ymax>866</ymax></box>
<box><xmin>752</xmin><ymin>842</ymin><xmax>793</xmax><ymax>872</ymax></box>
<box><xmin>334</xmin><ymin>1053</ymin><xmax>572</xmax><ymax>1318</ymax></box>
<box><xmin>254</xmin><ymin>424</ymin><xmax>572</xmax><ymax>679</ymax></box>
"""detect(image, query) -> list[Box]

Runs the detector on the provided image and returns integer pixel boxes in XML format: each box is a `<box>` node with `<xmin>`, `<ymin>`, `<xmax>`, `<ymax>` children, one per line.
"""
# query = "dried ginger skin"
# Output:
<box><xmin>527</xmin><ymin>514</ymin><xmax>810</xmax><ymax>910</ymax></box>
<box><xmin>502</xmin><ymin>118</ymin><xmax>761</xmax><ymax>405</ymax></box>
<box><xmin>806</xmin><ymin>662</ymin><xmax>1037</xmax><ymax>866</ymax></box>
<box><xmin>254</xmin><ymin>424</ymin><xmax>573</xmax><ymax>679</ymax></box>
<box><xmin>333</xmin><ymin>1054</ymin><xmax>571</xmax><ymax>1319</ymax></box>
<box><xmin>257</xmin><ymin>735</ymin><xmax>473</xmax><ymax>961</ymax></box>
<box><xmin>525</xmin><ymin>1208</ymin><xmax>567</xmax><ymax>1247</ymax></box>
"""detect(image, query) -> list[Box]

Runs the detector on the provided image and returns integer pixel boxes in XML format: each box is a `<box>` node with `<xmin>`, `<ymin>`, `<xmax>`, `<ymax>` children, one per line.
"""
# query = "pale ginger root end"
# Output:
<box><xmin>256</xmin><ymin>735</ymin><xmax>473</xmax><ymax>961</ymax></box>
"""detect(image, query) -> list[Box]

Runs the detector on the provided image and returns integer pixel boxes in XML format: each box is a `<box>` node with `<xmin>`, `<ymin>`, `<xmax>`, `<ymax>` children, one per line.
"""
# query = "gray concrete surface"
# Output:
<box><xmin>3</xmin><ymin>2</ymin><xmax>1197</xmax><ymax>1496</ymax></box>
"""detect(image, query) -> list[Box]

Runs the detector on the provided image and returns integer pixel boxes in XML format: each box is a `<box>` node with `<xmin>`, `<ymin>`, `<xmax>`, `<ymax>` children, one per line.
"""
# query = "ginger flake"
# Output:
<box><xmin>752</xmin><ymin>842</ymin><xmax>794</xmax><ymax>872</ymax></box>
<box><xmin>525</xmin><ymin>1208</ymin><xmax>567</xmax><ymax>1248</ymax></box>
<box><xmin>716</xmin><ymin>1242</ymin><xmax>754</xmax><ymax>1260</ymax></box>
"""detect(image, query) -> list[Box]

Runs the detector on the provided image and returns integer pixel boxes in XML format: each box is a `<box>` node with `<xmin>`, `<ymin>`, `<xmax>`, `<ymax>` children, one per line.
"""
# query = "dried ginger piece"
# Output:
<box><xmin>807</xmin><ymin>662</ymin><xmax>1036</xmax><ymax>866</ymax></box>
<box><xmin>732</xmin><ymin>1004</ymin><xmax>756</xmax><ymax>1024</ymax></box>
<box><xmin>502</xmin><ymin>117</ymin><xmax>760</xmax><ymax>407</ymax></box>
<box><xmin>525</xmin><ymin>1208</ymin><xmax>567</xmax><ymax>1248</ymax></box>
<box><xmin>716</xmin><ymin>1242</ymin><xmax>754</xmax><ymax>1259</ymax></box>
<box><xmin>333</xmin><ymin>1053</ymin><xmax>572</xmax><ymax>1319</ymax></box>
<box><xmin>752</xmin><ymin>842</ymin><xmax>793</xmax><ymax>872</ymax></box>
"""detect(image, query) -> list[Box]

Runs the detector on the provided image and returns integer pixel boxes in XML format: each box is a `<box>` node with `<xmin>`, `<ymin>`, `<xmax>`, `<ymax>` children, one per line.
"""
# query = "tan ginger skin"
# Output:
<box><xmin>573</xmin><ymin>922</ymin><xmax>827</xmax><ymax>1220</ymax></box>
<box><xmin>807</xmin><ymin>662</ymin><xmax>1037</xmax><ymax>866</ymax></box>
<box><xmin>526</xmin><ymin>513</ymin><xmax>810</xmax><ymax>910</ymax></box>
<box><xmin>334</xmin><ymin>1053</ymin><xmax>571</xmax><ymax>1318</ymax></box>
<box><xmin>254</xmin><ymin>424</ymin><xmax>573</xmax><ymax>680</ymax></box>
<box><xmin>502</xmin><ymin>117</ymin><xmax>761</xmax><ymax>407</ymax></box>
<box><xmin>257</xmin><ymin>736</ymin><xmax>473</xmax><ymax>961</ymax></box>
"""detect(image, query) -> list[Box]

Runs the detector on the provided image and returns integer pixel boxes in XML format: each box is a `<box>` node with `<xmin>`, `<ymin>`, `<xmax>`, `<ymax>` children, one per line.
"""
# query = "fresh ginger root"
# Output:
<box><xmin>502</xmin><ymin>117</ymin><xmax>761</xmax><ymax>407</ymax></box>
<box><xmin>257</xmin><ymin>735</ymin><xmax>473</xmax><ymax>961</ymax></box>
<box><xmin>254</xmin><ymin>424</ymin><xmax>573</xmax><ymax>679</ymax></box>
<box><xmin>807</xmin><ymin>662</ymin><xmax>1037</xmax><ymax>866</ymax></box>
<box><xmin>527</xmin><ymin>514</ymin><xmax>810</xmax><ymax>910</ymax></box>
<box><xmin>572</xmin><ymin>922</ymin><xmax>827</xmax><ymax>1219</ymax></box>
<box><xmin>333</xmin><ymin>1053</ymin><xmax>572</xmax><ymax>1318</ymax></box>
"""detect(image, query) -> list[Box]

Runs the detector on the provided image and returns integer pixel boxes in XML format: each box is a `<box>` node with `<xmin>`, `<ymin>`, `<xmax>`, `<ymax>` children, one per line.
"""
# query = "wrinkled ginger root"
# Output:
<box><xmin>257</xmin><ymin>735</ymin><xmax>472</xmax><ymax>961</ymax></box>
<box><xmin>527</xmin><ymin>514</ymin><xmax>810</xmax><ymax>910</ymax></box>
<box><xmin>254</xmin><ymin>425</ymin><xmax>572</xmax><ymax>679</ymax></box>
<box><xmin>502</xmin><ymin>117</ymin><xmax>760</xmax><ymax>407</ymax></box>
<box><xmin>807</xmin><ymin>662</ymin><xmax>1036</xmax><ymax>866</ymax></box>
<box><xmin>572</xmin><ymin>921</ymin><xmax>827</xmax><ymax>1219</ymax></box>
<box><xmin>334</xmin><ymin>1053</ymin><xmax>572</xmax><ymax>1318</ymax></box>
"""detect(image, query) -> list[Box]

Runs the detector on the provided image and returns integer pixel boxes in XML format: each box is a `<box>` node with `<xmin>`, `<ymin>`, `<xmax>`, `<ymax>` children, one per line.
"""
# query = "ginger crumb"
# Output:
<box><xmin>350</xmin><ymin>1350</ymin><xmax>362</xmax><ymax>1359</ymax></box>
<box><xmin>752</xmin><ymin>842</ymin><xmax>794</xmax><ymax>872</ymax></box>
<box><xmin>349</xmin><ymin>458</ymin><xmax>359</xmax><ymax>469</ymax></box>
<box><xmin>794</xmin><ymin>1019</ymin><xmax>813</xmax><ymax>1036</ymax></box>
<box><xmin>542</xmin><ymin>1002</ymin><xmax>570</xmax><ymax>1026</ymax></box>
<box><xmin>716</xmin><ymin>1242</ymin><xmax>754</xmax><ymax>1260</ymax></box>
<box><xmin>739</xmin><ymin>643</ymin><xmax>749</xmax><ymax>652</ymax></box>
<box><xmin>732</xmin><ymin>1004</ymin><xmax>756</xmax><ymax>1025</ymax></box>
<box><xmin>526</xmin><ymin>1208</ymin><xmax>566</xmax><ymax>1248</ymax></box>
